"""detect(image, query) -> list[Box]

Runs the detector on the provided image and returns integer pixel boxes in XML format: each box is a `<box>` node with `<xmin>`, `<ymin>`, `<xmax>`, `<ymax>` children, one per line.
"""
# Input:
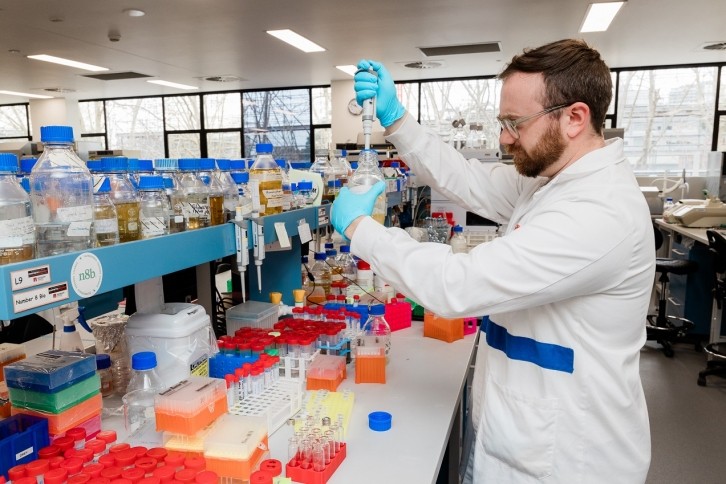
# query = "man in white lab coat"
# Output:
<box><xmin>331</xmin><ymin>39</ymin><xmax>654</xmax><ymax>483</ymax></box>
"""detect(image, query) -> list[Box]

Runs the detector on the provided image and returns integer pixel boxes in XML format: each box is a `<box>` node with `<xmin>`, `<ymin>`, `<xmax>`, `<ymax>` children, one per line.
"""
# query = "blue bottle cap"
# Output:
<box><xmin>301</xmin><ymin>255</ymin><xmax>309</xmax><ymax>263</ymax></box>
<box><xmin>20</xmin><ymin>157</ymin><xmax>38</xmax><ymax>174</ymax></box>
<box><xmin>453</xmin><ymin>225</ymin><xmax>463</xmax><ymax>233</ymax></box>
<box><xmin>390</xmin><ymin>161</ymin><xmax>400</xmax><ymax>167</ymax></box>
<box><xmin>368</xmin><ymin>411</ymin><xmax>392</xmax><ymax>431</ymax></box>
<box><xmin>350</xmin><ymin>162</ymin><xmax>358</xmax><ymax>170</ymax></box>
<box><xmin>40</xmin><ymin>125</ymin><xmax>74</xmax><ymax>143</ymax></box>
<box><xmin>154</xmin><ymin>158</ymin><xmax>178</xmax><ymax>171</ymax></box>
<box><xmin>327</xmin><ymin>180</ymin><xmax>335</xmax><ymax>187</ymax></box>
<box><xmin>325</xmin><ymin>242</ymin><xmax>334</xmax><ymax>249</ymax></box>
<box><xmin>131</xmin><ymin>352</ymin><xmax>157</xmax><ymax>371</ymax></box>
<box><xmin>314</xmin><ymin>252</ymin><xmax>327</xmax><ymax>261</ymax></box>
<box><xmin>0</xmin><ymin>153</ymin><xmax>19</xmax><ymax>172</ymax></box>
<box><xmin>129</xmin><ymin>159</ymin><xmax>153</xmax><ymax>173</ymax></box>
<box><xmin>162</xmin><ymin>177</ymin><xmax>174</xmax><ymax>189</ymax></box>
<box><xmin>138</xmin><ymin>175</ymin><xmax>164</xmax><ymax>190</ymax></box>
<box><xmin>96</xmin><ymin>353</ymin><xmax>111</xmax><ymax>370</ymax></box>
<box><xmin>340</xmin><ymin>245</ymin><xmax>350</xmax><ymax>253</ymax></box>
<box><xmin>298</xmin><ymin>180</ymin><xmax>313</xmax><ymax>190</ymax></box>
<box><xmin>326</xmin><ymin>249</ymin><xmax>337</xmax><ymax>257</ymax></box>
<box><xmin>369</xmin><ymin>304</ymin><xmax>385</xmax><ymax>316</ymax></box>
<box><xmin>231</xmin><ymin>172</ymin><xmax>249</xmax><ymax>184</ymax></box>
<box><xmin>341</xmin><ymin>150</ymin><xmax>347</xmax><ymax>156</ymax></box>
<box><xmin>199</xmin><ymin>158</ymin><xmax>216</xmax><ymax>171</ymax></box>
<box><xmin>86</xmin><ymin>160</ymin><xmax>103</xmax><ymax>173</ymax></box>
<box><xmin>216</xmin><ymin>159</ymin><xmax>231</xmax><ymax>170</ymax></box>
<box><xmin>20</xmin><ymin>178</ymin><xmax>30</xmax><ymax>193</ymax></box>
<box><xmin>333</xmin><ymin>180</ymin><xmax>342</xmax><ymax>187</ymax></box>
<box><xmin>275</xmin><ymin>159</ymin><xmax>286</xmax><ymax>168</ymax></box>
<box><xmin>256</xmin><ymin>143</ymin><xmax>273</xmax><ymax>154</ymax></box>
<box><xmin>229</xmin><ymin>159</ymin><xmax>246</xmax><ymax>170</ymax></box>
<box><xmin>178</xmin><ymin>158</ymin><xmax>199</xmax><ymax>171</ymax></box>
<box><xmin>102</xmin><ymin>157</ymin><xmax>129</xmax><ymax>172</ymax></box>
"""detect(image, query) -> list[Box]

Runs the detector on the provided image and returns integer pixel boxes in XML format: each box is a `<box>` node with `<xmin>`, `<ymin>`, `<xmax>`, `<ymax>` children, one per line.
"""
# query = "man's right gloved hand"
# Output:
<box><xmin>354</xmin><ymin>59</ymin><xmax>406</xmax><ymax>128</ymax></box>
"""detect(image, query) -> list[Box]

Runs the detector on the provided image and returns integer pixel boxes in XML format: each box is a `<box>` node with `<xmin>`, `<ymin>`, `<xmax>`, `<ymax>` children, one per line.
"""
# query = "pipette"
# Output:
<box><xmin>251</xmin><ymin>211</ymin><xmax>265</xmax><ymax>293</ymax></box>
<box><xmin>233</xmin><ymin>207</ymin><xmax>249</xmax><ymax>303</ymax></box>
<box><xmin>360</xmin><ymin>66</ymin><xmax>376</xmax><ymax>150</ymax></box>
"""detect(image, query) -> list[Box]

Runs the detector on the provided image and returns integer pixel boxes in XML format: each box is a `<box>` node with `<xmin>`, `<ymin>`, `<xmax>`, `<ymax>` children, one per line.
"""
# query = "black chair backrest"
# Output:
<box><xmin>707</xmin><ymin>230</ymin><xmax>726</xmax><ymax>275</ymax></box>
<box><xmin>653</xmin><ymin>224</ymin><xmax>664</xmax><ymax>251</ymax></box>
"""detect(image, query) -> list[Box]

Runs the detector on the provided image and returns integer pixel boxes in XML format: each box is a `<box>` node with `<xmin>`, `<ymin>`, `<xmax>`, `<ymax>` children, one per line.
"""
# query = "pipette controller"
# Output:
<box><xmin>251</xmin><ymin>211</ymin><xmax>265</xmax><ymax>293</ymax></box>
<box><xmin>359</xmin><ymin>66</ymin><xmax>376</xmax><ymax>150</ymax></box>
<box><xmin>233</xmin><ymin>207</ymin><xmax>250</xmax><ymax>303</ymax></box>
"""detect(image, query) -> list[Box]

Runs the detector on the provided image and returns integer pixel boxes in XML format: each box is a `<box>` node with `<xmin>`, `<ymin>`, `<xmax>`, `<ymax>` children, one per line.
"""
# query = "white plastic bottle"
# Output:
<box><xmin>30</xmin><ymin>125</ymin><xmax>94</xmax><ymax>257</ymax></box>
<box><xmin>349</xmin><ymin>149</ymin><xmax>387</xmax><ymax>224</ymax></box>
<box><xmin>450</xmin><ymin>225</ymin><xmax>468</xmax><ymax>254</ymax></box>
<box><xmin>0</xmin><ymin>153</ymin><xmax>35</xmax><ymax>264</ymax></box>
<box><xmin>59</xmin><ymin>318</ymin><xmax>85</xmax><ymax>352</ymax></box>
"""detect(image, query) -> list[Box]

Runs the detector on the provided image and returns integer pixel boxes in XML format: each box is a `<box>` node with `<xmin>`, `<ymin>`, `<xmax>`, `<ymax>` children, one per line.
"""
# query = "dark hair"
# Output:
<box><xmin>499</xmin><ymin>39</ymin><xmax>612</xmax><ymax>135</ymax></box>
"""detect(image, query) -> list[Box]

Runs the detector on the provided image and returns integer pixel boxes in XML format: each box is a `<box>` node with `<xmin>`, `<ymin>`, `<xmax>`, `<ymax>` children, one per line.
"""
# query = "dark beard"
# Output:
<box><xmin>506</xmin><ymin>122</ymin><xmax>566</xmax><ymax>177</ymax></box>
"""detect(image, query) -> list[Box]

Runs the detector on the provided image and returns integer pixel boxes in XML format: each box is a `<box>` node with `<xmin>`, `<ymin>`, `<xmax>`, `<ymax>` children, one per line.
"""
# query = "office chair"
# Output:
<box><xmin>697</xmin><ymin>230</ymin><xmax>726</xmax><ymax>386</ymax></box>
<box><xmin>646</xmin><ymin>225</ymin><xmax>697</xmax><ymax>357</ymax></box>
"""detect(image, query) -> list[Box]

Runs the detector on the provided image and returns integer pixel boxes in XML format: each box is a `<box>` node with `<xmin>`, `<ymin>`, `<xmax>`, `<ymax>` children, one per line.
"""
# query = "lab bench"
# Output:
<box><xmin>654</xmin><ymin>219</ymin><xmax>726</xmax><ymax>344</ymax></box>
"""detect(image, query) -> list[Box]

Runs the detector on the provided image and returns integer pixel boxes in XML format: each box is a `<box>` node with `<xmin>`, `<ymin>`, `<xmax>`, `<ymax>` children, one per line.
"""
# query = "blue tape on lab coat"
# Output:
<box><xmin>481</xmin><ymin>317</ymin><xmax>574</xmax><ymax>373</ymax></box>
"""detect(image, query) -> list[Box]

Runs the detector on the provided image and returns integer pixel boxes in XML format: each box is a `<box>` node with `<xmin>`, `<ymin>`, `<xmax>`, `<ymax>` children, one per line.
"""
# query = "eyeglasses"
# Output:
<box><xmin>497</xmin><ymin>103</ymin><xmax>570</xmax><ymax>140</ymax></box>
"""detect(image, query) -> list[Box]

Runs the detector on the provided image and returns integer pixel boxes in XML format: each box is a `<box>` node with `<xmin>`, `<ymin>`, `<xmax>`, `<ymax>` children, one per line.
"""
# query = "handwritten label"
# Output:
<box><xmin>13</xmin><ymin>281</ymin><xmax>69</xmax><ymax>313</ymax></box>
<box><xmin>10</xmin><ymin>265</ymin><xmax>51</xmax><ymax>291</ymax></box>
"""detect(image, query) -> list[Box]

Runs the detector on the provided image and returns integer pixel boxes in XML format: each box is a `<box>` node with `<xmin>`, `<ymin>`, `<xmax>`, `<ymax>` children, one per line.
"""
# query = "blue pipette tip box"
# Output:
<box><xmin>3</xmin><ymin>350</ymin><xmax>97</xmax><ymax>393</ymax></box>
<box><xmin>368</xmin><ymin>411</ymin><xmax>392</xmax><ymax>431</ymax></box>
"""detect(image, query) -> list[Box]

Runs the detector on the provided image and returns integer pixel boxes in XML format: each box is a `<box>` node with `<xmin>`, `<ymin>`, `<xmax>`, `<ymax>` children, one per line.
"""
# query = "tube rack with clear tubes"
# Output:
<box><xmin>293</xmin><ymin>390</ymin><xmax>355</xmax><ymax>439</ymax></box>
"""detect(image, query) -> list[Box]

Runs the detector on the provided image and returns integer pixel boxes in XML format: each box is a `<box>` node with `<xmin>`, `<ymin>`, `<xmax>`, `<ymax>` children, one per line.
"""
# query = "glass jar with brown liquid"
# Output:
<box><xmin>0</xmin><ymin>153</ymin><xmax>35</xmax><ymax>265</ymax></box>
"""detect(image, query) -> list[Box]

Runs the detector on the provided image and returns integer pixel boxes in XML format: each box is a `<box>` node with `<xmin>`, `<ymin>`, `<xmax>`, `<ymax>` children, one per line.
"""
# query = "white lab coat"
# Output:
<box><xmin>350</xmin><ymin>116</ymin><xmax>654</xmax><ymax>483</ymax></box>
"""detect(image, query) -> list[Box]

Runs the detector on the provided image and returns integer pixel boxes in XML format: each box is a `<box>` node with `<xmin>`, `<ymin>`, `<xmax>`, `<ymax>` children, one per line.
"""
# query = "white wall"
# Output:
<box><xmin>331</xmin><ymin>79</ymin><xmax>385</xmax><ymax>146</ymax></box>
<box><xmin>29</xmin><ymin>98</ymin><xmax>82</xmax><ymax>141</ymax></box>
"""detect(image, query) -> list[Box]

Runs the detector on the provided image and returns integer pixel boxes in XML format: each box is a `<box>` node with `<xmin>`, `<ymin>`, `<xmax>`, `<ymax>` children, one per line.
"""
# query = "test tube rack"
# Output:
<box><xmin>294</xmin><ymin>390</ymin><xmax>355</xmax><ymax>439</ymax></box>
<box><xmin>228</xmin><ymin>379</ymin><xmax>304</xmax><ymax>434</ymax></box>
<box><xmin>285</xmin><ymin>442</ymin><xmax>347</xmax><ymax>484</ymax></box>
<box><xmin>278</xmin><ymin>349</ymin><xmax>320</xmax><ymax>381</ymax></box>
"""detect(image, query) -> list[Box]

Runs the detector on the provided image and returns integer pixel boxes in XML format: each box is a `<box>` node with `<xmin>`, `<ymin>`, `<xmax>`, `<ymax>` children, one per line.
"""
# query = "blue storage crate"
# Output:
<box><xmin>4</xmin><ymin>350</ymin><xmax>97</xmax><ymax>393</ymax></box>
<box><xmin>0</xmin><ymin>414</ymin><xmax>49</xmax><ymax>479</ymax></box>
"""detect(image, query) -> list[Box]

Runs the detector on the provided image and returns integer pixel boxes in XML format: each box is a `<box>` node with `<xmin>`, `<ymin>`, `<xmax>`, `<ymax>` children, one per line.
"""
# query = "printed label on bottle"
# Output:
<box><xmin>67</xmin><ymin>221</ymin><xmax>92</xmax><ymax>237</ymax></box>
<box><xmin>0</xmin><ymin>216</ymin><xmax>34</xmax><ymax>247</ymax></box>
<box><xmin>263</xmin><ymin>189</ymin><xmax>284</xmax><ymax>207</ymax></box>
<box><xmin>141</xmin><ymin>216</ymin><xmax>166</xmax><ymax>237</ymax></box>
<box><xmin>181</xmin><ymin>202</ymin><xmax>210</xmax><ymax>218</ymax></box>
<box><xmin>174</xmin><ymin>215</ymin><xmax>184</xmax><ymax>223</ymax></box>
<box><xmin>57</xmin><ymin>205</ymin><xmax>93</xmax><ymax>223</ymax></box>
<box><xmin>95</xmin><ymin>217</ymin><xmax>118</xmax><ymax>235</ymax></box>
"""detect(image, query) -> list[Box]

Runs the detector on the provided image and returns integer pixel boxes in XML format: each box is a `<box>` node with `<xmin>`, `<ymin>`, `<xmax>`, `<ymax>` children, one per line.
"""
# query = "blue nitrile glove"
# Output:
<box><xmin>354</xmin><ymin>59</ymin><xmax>406</xmax><ymax>128</ymax></box>
<box><xmin>331</xmin><ymin>181</ymin><xmax>387</xmax><ymax>240</ymax></box>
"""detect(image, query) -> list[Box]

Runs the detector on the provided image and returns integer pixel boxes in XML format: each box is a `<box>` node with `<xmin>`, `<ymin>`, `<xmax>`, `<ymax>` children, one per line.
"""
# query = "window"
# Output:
<box><xmin>243</xmin><ymin>89</ymin><xmax>313</xmax><ymax>162</ymax></box>
<box><xmin>0</xmin><ymin>104</ymin><xmax>30</xmax><ymax>140</ymax></box>
<box><xmin>420</xmin><ymin>78</ymin><xmax>501</xmax><ymax>150</ymax></box>
<box><xmin>204</xmin><ymin>93</ymin><xmax>241</xmax><ymax>129</ymax></box>
<box><xmin>106</xmin><ymin>98</ymin><xmax>164</xmax><ymax>159</ymax></box>
<box><xmin>616</xmin><ymin>67</ymin><xmax>717</xmax><ymax>175</ymax></box>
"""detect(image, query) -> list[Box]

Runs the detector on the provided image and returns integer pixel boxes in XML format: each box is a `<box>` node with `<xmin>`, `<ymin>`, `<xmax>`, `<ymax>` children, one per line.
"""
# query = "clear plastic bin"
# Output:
<box><xmin>154</xmin><ymin>377</ymin><xmax>227</xmax><ymax>435</ymax></box>
<box><xmin>4</xmin><ymin>351</ymin><xmax>97</xmax><ymax>393</ymax></box>
<box><xmin>202</xmin><ymin>414</ymin><xmax>268</xmax><ymax>481</ymax></box>
<box><xmin>226</xmin><ymin>301</ymin><xmax>278</xmax><ymax>333</ymax></box>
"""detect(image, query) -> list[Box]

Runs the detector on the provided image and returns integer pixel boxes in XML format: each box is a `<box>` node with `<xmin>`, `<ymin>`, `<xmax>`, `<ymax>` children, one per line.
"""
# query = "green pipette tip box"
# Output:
<box><xmin>8</xmin><ymin>373</ymin><xmax>101</xmax><ymax>414</ymax></box>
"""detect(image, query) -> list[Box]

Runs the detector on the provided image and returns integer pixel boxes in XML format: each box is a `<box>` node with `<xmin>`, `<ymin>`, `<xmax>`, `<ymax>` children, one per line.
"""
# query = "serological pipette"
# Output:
<box><xmin>233</xmin><ymin>206</ymin><xmax>249</xmax><ymax>303</ymax></box>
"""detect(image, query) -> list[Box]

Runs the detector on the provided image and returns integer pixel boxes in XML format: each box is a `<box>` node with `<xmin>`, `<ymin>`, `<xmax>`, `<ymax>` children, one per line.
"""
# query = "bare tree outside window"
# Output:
<box><xmin>0</xmin><ymin>105</ymin><xmax>30</xmax><ymax>139</ymax></box>
<box><xmin>79</xmin><ymin>101</ymin><xmax>105</xmax><ymax>135</ymax></box>
<box><xmin>106</xmin><ymin>98</ymin><xmax>164</xmax><ymax>159</ymax></box>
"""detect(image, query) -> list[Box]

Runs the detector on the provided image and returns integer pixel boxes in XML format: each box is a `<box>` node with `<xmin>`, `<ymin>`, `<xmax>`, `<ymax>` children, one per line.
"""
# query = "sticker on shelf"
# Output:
<box><xmin>10</xmin><ymin>264</ymin><xmax>51</xmax><ymax>291</ymax></box>
<box><xmin>13</xmin><ymin>281</ymin><xmax>69</xmax><ymax>313</ymax></box>
<box><xmin>71</xmin><ymin>252</ymin><xmax>103</xmax><ymax>298</ymax></box>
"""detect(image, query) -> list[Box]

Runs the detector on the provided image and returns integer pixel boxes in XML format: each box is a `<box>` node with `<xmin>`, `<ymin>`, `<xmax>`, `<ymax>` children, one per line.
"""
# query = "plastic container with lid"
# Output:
<box><xmin>0</xmin><ymin>152</ymin><xmax>35</xmax><ymax>265</ymax></box>
<box><xmin>4</xmin><ymin>351</ymin><xmax>97</xmax><ymax>393</ymax></box>
<box><xmin>125</xmin><ymin>303</ymin><xmax>215</xmax><ymax>386</ymax></box>
<box><xmin>202</xmin><ymin>414</ymin><xmax>268</xmax><ymax>482</ymax></box>
<box><xmin>137</xmin><ymin>176</ymin><xmax>170</xmax><ymax>239</ymax></box>
<box><xmin>92</xmin><ymin>176</ymin><xmax>120</xmax><ymax>247</ymax></box>
<box><xmin>30</xmin><ymin>125</ymin><xmax>94</xmax><ymax>257</ymax></box>
<box><xmin>248</xmin><ymin>143</ymin><xmax>283</xmax><ymax>216</ymax></box>
<box><xmin>225</xmin><ymin>301</ymin><xmax>278</xmax><ymax>333</ymax></box>
<box><xmin>102</xmin><ymin>157</ymin><xmax>140</xmax><ymax>243</ymax></box>
<box><xmin>154</xmin><ymin>377</ymin><xmax>227</xmax><ymax>436</ymax></box>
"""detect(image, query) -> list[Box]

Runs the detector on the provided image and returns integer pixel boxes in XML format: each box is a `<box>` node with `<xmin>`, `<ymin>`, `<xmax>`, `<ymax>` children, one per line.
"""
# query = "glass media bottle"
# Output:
<box><xmin>360</xmin><ymin>304</ymin><xmax>391</xmax><ymax>359</ymax></box>
<box><xmin>103</xmin><ymin>157</ymin><xmax>140</xmax><ymax>243</ymax></box>
<box><xmin>138</xmin><ymin>175</ymin><xmax>170</xmax><ymax>239</ymax></box>
<box><xmin>176</xmin><ymin>158</ymin><xmax>210</xmax><ymax>230</ymax></box>
<box><xmin>30</xmin><ymin>125</ymin><xmax>94</xmax><ymax>257</ymax></box>
<box><xmin>248</xmin><ymin>143</ymin><xmax>283</xmax><ymax>216</ymax></box>
<box><xmin>349</xmin><ymin>149</ymin><xmax>387</xmax><ymax>224</ymax></box>
<box><xmin>92</xmin><ymin>176</ymin><xmax>119</xmax><ymax>247</ymax></box>
<box><xmin>0</xmin><ymin>153</ymin><xmax>35</xmax><ymax>264</ymax></box>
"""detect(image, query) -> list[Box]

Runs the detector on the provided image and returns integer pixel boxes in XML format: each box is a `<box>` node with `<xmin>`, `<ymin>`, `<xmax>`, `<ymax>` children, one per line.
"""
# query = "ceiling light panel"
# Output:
<box><xmin>266</xmin><ymin>29</ymin><xmax>325</xmax><ymax>53</ymax></box>
<box><xmin>580</xmin><ymin>2</ymin><xmax>625</xmax><ymax>33</ymax></box>
<box><xmin>27</xmin><ymin>54</ymin><xmax>109</xmax><ymax>72</ymax></box>
<box><xmin>147</xmin><ymin>80</ymin><xmax>199</xmax><ymax>90</ymax></box>
<box><xmin>0</xmin><ymin>90</ymin><xmax>53</xmax><ymax>99</ymax></box>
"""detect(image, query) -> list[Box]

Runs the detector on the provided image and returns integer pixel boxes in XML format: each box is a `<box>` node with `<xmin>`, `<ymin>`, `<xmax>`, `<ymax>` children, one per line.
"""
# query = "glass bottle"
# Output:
<box><xmin>230</xmin><ymin>171</ymin><xmax>253</xmax><ymax>216</ymax></box>
<box><xmin>198</xmin><ymin>158</ymin><xmax>225</xmax><ymax>226</ymax></box>
<box><xmin>248</xmin><ymin>143</ymin><xmax>283</xmax><ymax>216</ymax></box>
<box><xmin>335</xmin><ymin>245</ymin><xmax>357</xmax><ymax>283</ymax></box>
<box><xmin>30</xmin><ymin>125</ymin><xmax>94</xmax><ymax>257</ymax></box>
<box><xmin>18</xmin><ymin>157</ymin><xmax>38</xmax><ymax>189</ymax></box>
<box><xmin>138</xmin><ymin>175</ymin><xmax>170</xmax><ymax>239</ymax></box>
<box><xmin>0</xmin><ymin>153</ymin><xmax>35</xmax><ymax>264</ymax></box>
<box><xmin>298</xmin><ymin>180</ymin><xmax>314</xmax><ymax>207</ymax></box>
<box><xmin>96</xmin><ymin>354</ymin><xmax>114</xmax><ymax>397</ymax></box>
<box><xmin>326</xmin><ymin>249</ymin><xmax>342</xmax><ymax>283</ymax></box>
<box><xmin>450</xmin><ymin>225</ymin><xmax>468</xmax><ymax>254</ymax></box>
<box><xmin>123</xmin><ymin>352</ymin><xmax>166</xmax><ymax>436</ymax></box>
<box><xmin>176</xmin><ymin>158</ymin><xmax>210</xmax><ymax>230</ymax></box>
<box><xmin>308</xmin><ymin>252</ymin><xmax>331</xmax><ymax>299</ymax></box>
<box><xmin>349</xmin><ymin>149</ymin><xmax>387</xmax><ymax>224</ymax></box>
<box><xmin>360</xmin><ymin>304</ymin><xmax>391</xmax><ymax>359</ymax></box>
<box><xmin>92</xmin><ymin>176</ymin><xmax>120</xmax><ymax>247</ymax></box>
<box><xmin>154</xmin><ymin>158</ymin><xmax>185</xmax><ymax>233</ymax></box>
<box><xmin>333</xmin><ymin>150</ymin><xmax>352</xmax><ymax>187</ymax></box>
<box><xmin>277</xmin><ymin>159</ymin><xmax>293</xmax><ymax>212</ymax></box>
<box><xmin>128</xmin><ymin>159</ymin><xmax>154</xmax><ymax>188</ymax></box>
<box><xmin>102</xmin><ymin>157</ymin><xmax>141</xmax><ymax>243</ymax></box>
<box><xmin>215</xmin><ymin>159</ymin><xmax>241</xmax><ymax>216</ymax></box>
